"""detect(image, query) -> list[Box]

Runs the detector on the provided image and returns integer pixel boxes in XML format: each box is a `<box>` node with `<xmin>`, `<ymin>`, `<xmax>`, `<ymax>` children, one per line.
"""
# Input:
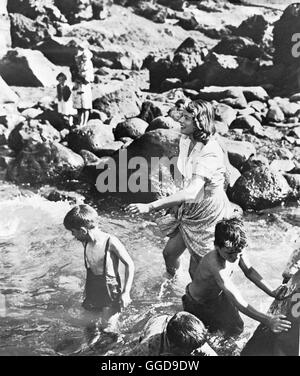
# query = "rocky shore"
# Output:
<box><xmin>1</xmin><ymin>0</ymin><xmax>300</xmax><ymax>212</ymax></box>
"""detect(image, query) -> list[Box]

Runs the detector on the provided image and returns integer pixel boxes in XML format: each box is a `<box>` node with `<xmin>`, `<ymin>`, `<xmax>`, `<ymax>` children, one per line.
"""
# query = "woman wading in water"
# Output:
<box><xmin>127</xmin><ymin>100</ymin><xmax>238</xmax><ymax>279</ymax></box>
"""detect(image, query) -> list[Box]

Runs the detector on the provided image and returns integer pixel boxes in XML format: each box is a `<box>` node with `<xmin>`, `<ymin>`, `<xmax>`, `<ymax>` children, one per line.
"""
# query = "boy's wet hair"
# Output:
<box><xmin>214</xmin><ymin>217</ymin><xmax>247</xmax><ymax>252</ymax></box>
<box><xmin>56</xmin><ymin>72</ymin><xmax>67</xmax><ymax>81</ymax></box>
<box><xmin>166</xmin><ymin>312</ymin><xmax>207</xmax><ymax>351</ymax></box>
<box><xmin>63</xmin><ymin>204</ymin><xmax>98</xmax><ymax>231</ymax></box>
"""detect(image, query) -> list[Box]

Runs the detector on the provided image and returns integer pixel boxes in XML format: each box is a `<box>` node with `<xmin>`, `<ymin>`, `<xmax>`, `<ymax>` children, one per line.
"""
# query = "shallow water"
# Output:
<box><xmin>0</xmin><ymin>180</ymin><xmax>300</xmax><ymax>355</ymax></box>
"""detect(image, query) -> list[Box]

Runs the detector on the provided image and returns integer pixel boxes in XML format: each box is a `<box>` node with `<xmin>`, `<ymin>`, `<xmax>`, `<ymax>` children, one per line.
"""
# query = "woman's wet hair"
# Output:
<box><xmin>214</xmin><ymin>217</ymin><xmax>247</xmax><ymax>252</ymax></box>
<box><xmin>56</xmin><ymin>72</ymin><xmax>67</xmax><ymax>81</ymax></box>
<box><xmin>166</xmin><ymin>312</ymin><xmax>207</xmax><ymax>352</ymax></box>
<box><xmin>63</xmin><ymin>204</ymin><xmax>98</xmax><ymax>231</ymax></box>
<box><xmin>185</xmin><ymin>100</ymin><xmax>216</xmax><ymax>144</ymax></box>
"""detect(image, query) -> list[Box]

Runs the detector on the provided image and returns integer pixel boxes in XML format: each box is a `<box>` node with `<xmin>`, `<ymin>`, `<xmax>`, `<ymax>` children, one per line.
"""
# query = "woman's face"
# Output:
<box><xmin>179</xmin><ymin>110</ymin><xmax>195</xmax><ymax>136</ymax></box>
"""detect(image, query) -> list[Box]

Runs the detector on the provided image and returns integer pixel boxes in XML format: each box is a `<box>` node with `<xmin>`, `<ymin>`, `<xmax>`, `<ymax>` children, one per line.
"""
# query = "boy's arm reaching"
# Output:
<box><xmin>212</xmin><ymin>265</ymin><xmax>291</xmax><ymax>333</ymax></box>
<box><xmin>109</xmin><ymin>236</ymin><xmax>135</xmax><ymax>308</ymax></box>
<box><xmin>239</xmin><ymin>254</ymin><xmax>287</xmax><ymax>299</ymax></box>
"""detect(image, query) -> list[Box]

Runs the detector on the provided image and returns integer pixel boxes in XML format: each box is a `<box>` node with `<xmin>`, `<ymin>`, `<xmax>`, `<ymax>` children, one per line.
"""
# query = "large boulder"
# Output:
<box><xmin>53</xmin><ymin>0</ymin><xmax>93</xmax><ymax>24</ymax></box>
<box><xmin>0</xmin><ymin>76</ymin><xmax>19</xmax><ymax>104</ymax></box>
<box><xmin>195</xmin><ymin>87</ymin><xmax>248</xmax><ymax>109</ymax></box>
<box><xmin>10</xmin><ymin>13</ymin><xmax>56</xmax><ymax>49</ymax></box>
<box><xmin>93</xmin><ymin>87</ymin><xmax>141</xmax><ymax>118</ymax></box>
<box><xmin>67</xmin><ymin>120</ymin><xmax>115</xmax><ymax>156</ymax></box>
<box><xmin>7</xmin><ymin>140</ymin><xmax>84</xmax><ymax>185</ymax></box>
<box><xmin>36</xmin><ymin>37</ymin><xmax>79</xmax><ymax>66</ymax></box>
<box><xmin>147</xmin><ymin>57</ymin><xmax>173</xmax><ymax>92</ymax></box>
<box><xmin>146</xmin><ymin>116</ymin><xmax>181</xmax><ymax>132</ymax></box>
<box><xmin>0</xmin><ymin>49</ymin><xmax>60</xmax><ymax>87</ymax></box>
<box><xmin>230</xmin><ymin>115</ymin><xmax>264</xmax><ymax>135</ymax></box>
<box><xmin>229</xmin><ymin>165</ymin><xmax>291</xmax><ymax>210</ymax></box>
<box><xmin>213</xmin><ymin>36</ymin><xmax>264</xmax><ymax>60</ymax></box>
<box><xmin>8</xmin><ymin>119</ymin><xmax>61</xmax><ymax>152</ymax></box>
<box><xmin>96</xmin><ymin>129</ymin><xmax>181</xmax><ymax>198</ymax></box>
<box><xmin>273</xmin><ymin>3</ymin><xmax>300</xmax><ymax>65</ymax></box>
<box><xmin>189</xmin><ymin>53</ymin><xmax>260</xmax><ymax>87</ymax></box>
<box><xmin>114</xmin><ymin>118</ymin><xmax>149</xmax><ymax>140</ymax></box>
<box><xmin>234</xmin><ymin>15</ymin><xmax>268</xmax><ymax>44</ymax></box>
<box><xmin>218</xmin><ymin>136</ymin><xmax>256</xmax><ymax>170</ymax></box>
<box><xmin>138</xmin><ymin>101</ymin><xmax>164</xmax><ymax>124</ymax></box>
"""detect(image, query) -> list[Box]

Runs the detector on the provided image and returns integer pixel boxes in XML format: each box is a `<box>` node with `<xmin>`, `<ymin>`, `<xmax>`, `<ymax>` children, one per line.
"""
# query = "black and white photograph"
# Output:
<box><xmin>0</xmin><ymin>0</ymin><xmax>300</xmax><ymax>360</ymax></box>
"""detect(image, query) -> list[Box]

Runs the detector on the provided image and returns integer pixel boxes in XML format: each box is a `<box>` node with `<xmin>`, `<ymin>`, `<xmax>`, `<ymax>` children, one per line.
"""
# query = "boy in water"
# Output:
<box><xmin>182</xmin><ymin>218</ymin><xmax>291</xmax><ymax>337</ymax></box>
<box><xmin>128</xmin><ymin>312</ymin><xmax>217</xmax><ymax>356</ymax></box>
<box><xmin>64</xmin><ymin>204</ymin><xmax>134</xmax><ymax>330</ymax></box>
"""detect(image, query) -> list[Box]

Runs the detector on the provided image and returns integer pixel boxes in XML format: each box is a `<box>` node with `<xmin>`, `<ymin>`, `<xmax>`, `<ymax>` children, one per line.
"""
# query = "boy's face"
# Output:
<box><xmin>70</xmin><ymin>227</ymin><xmax>88</xmax><ymax>242</ymax></box>
<box><xmin>216</xmin><ymin>244</ymin><xmax>243</xmax><ymax>263</ymax></box>
<box><xmin>58</xmin><ymin>76</ymin><xmax>66</xmax><ymax>85</ymax></box>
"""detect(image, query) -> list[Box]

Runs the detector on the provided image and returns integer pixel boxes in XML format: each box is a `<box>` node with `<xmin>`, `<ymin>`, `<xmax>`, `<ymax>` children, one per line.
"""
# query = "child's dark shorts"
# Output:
<box><xmin>182</xmin><ymin>284</ymin><xmax>244</xmax><ymax>337</ymax></box>
<box><xmin>82</xmin><ymin>269</ymin><xmax>121</xmax><ymax>312</ymax></box>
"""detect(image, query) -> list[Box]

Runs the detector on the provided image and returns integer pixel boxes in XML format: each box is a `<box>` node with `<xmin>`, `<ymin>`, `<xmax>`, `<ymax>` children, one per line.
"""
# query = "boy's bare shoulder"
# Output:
<box><xmin>202</xmin><ymin>251</ymin><xmax>224</xmax><ymax>274</ymax></box>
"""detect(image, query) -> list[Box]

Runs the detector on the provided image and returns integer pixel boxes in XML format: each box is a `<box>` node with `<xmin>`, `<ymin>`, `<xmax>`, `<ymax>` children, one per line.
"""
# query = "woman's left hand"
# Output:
<box><xmin>126</xmin><ymin>203</ymin><xmax>151</xmax><ymax>215</ymax></box>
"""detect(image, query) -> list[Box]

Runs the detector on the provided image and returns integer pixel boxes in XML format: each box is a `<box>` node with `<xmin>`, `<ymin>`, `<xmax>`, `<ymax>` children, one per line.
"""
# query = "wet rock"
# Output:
<box><xmin>147</xmin><ymin>57</ymin><xmax>172</xmax><ymax>92</ymax></box>
<box><xmin>54</xmin><ymin>0</ymin><xmax>93</xmax><ymax>24</ymax></box>
<box><xmin>146</xmin><ymin>116</ymin><xmax>181</xmax><ymax>132</ymax></box>
<box><xmin>242</xmin><ymin>87</ymin><xmax>269</xmax><ymax>103</ymax></box>
<box><xmin>229</xmin><ymin>165</ymin><xmax>291</xmax><ymax>210</ymax></box>
<box><xmin>0</xmin><ymin>49</ymin><xmax>60</xmax><ymax>87</ymax></box>
<box><xmin>114</xmin><ymin>118</ymin><xmax>149</xmax><ymax>140</ymax></box>
<box><xmin>67</xmin><ymin>120</ymin><xmax>114</xmax><ymax>156</ymax></box>
<box><xmin>266</xmin><ymin>105</ymin><xmax>285</xmax><ymax>123</ymax></box>
<box><xmin>213</xmin><ymin>36</ymin><xmax>263</xmax><ymax>60</ymax></box>
<box><xmin>0</xmin><ymin>76</ymin><xmax>19</xmax><ymax>104</ymax></box>
<box><xmin>7</xmin><ymin>141</ymin><xmax>84</xmax><ymax>185</ymax></box>
<box><xmin>157</xmin><ymin>0</ymin><xmax>186</xmax><ymax>11</ymax></box>
<box><xmin>273</xmin><ymin>3</ymin><xmax>300</xmax><ymax>65</ymax></box>
<box><xmin>234</xmin><ymin>15</ymin><xmax>268</xmax><ymax>44</ymax></box>
<box><xmin>214</xmin><ymin>103</ymin><xmax>237</xmax><ymax>128</ymax></box>
<box><xmin>218</xmin><ymin>136</ymin><xmax>256</xmax><ymax>170</ymax></box>
<box><xmin>93</xmin><ymin>87</ymin><xmax>141</xmax><ymax>118</ymax></box>
<box><xmin>241</xmin><ymin>155</ymin><xmax>269</xmax><ymax>174</ymax></box>
<box><xmin>138</xmin><ymin>101</ymin><xmax>163</xmax><ymax>124</ymax></box>
<box><xmin>189</xmin><ymin>53</ymin><xmax>260</xmax><ymax>87</ymax></box>
<box><xmin>10</xmin><ymin>13</ymin><xmax>56</xmax><ymax>49</ymax></box>
<box><xmin>41</xmin><ymin>188</ymin><xmax>85</xmax><ymax>204</ymax></box>
<box><xmin>8</xmin><ymin>119</ymin><xmax>61</xmax><ymax>153</ymax></box>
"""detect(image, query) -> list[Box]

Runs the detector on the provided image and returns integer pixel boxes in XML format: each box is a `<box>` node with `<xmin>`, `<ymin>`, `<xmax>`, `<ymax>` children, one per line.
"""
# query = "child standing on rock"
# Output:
<box><xmin>71</xmin><ymin>42</ymin><xmax>94</xmax><ymax>127</ymax></box>
<box><xmin>56</xmin><ymin>72</ymin><xmax>76</xmax><ymax>127</ymax></box>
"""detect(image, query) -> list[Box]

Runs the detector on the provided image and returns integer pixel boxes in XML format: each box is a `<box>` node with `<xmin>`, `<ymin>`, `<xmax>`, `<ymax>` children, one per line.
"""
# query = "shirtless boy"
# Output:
<box><xmin>64</xmin><ymin>204</ymin><xmax>134</xmax><ymax>329</ymax></box>
<box><xmin>182</xmin><ymin>218</ymin><xmax>291</xmax><ymax>337</ymax></box>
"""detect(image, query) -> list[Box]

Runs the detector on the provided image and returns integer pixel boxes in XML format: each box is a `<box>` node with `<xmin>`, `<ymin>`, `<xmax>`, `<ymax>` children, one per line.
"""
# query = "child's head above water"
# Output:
<box><xmin>64</xmin><ymin>204</ymin><xmax>98</xmax><ymax>242</ymax></box>
<box><xmin>166</xmin><ymin>312</ymin><xmax>207</xmax><ymax>355</ymax></box>
<box><xmin>214</xmin><ymin>217</ymin><xmax>247</xmax><ymax>263</ymax></box>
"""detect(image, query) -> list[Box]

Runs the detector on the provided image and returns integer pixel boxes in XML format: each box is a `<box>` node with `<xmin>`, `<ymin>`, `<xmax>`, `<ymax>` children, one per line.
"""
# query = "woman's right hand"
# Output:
<box><xmin>266</xmin><ymin>314</ymin><xmax>291</xmax><ymax>333</ymax></box>
<box><xmin>126</xmin><ymin>203</ymin><xmax>151</xmax><ymax>215</ymax></box>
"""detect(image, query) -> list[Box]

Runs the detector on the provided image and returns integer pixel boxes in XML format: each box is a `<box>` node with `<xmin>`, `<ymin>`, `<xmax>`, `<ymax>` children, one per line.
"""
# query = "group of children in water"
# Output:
<box><xmin>63</xmin><ymin>204</ymin><xmax>291</xmax><ymax>356</ymax></box>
